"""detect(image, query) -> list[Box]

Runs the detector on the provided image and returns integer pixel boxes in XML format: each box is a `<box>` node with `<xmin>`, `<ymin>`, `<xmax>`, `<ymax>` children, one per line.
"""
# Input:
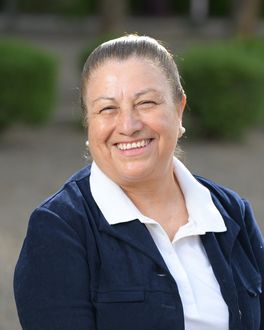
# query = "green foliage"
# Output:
<box><xmin>232</xmin><ymin>37</ymin><xmax>264</xmax><ymax>125</ymax></box>
<box><xmin>232</xmin><ymin>36</ymin><xmax>264</xmax><ymax>58</ymax></box>
<box><xmin>0</xmin><ymin>39</ymin><xmax>58</xmax><ymax>131</ymax></box>
<box><xmin>179</xmin><ymin>41</ymin><xmax>264</xmax><ymax>140</ymax></box>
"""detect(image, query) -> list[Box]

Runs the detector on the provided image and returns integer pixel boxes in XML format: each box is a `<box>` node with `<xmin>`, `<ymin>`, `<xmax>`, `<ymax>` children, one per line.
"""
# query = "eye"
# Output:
<box><xmin>98</xmin><ymin>106</ymin><xmax>117</xmax><ymax>114</ymax></box>
<box><xmin>137</xmin><ymin>100</ymin><xmax>157</xmax><ymax>109</ymax></box>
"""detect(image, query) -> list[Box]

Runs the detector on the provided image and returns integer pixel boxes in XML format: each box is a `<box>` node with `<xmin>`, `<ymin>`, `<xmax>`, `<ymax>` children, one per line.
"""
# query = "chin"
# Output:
<box><xmin>116</xmin><ymin>166</ymin><xmax>154</xmax><ymax>184</ymax></box>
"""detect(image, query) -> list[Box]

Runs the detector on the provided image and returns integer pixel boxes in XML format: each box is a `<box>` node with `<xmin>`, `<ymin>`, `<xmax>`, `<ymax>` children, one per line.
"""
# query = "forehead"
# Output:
<box><xmin>86</xmin><ymin>57</ymin><xmax>168</xmax><ymax>90</ymax></box>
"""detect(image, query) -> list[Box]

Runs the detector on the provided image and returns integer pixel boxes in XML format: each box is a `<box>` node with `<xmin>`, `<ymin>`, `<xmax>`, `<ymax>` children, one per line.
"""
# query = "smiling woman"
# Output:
<box><xmin>14</xmin><ymin>35</ymin><xmax>264</xmax><ymax>330</ymax></box>
<box><xmin>85</xmin><ymin>57</ymin><xmax>185</xmax><ymax>187</ymax></box>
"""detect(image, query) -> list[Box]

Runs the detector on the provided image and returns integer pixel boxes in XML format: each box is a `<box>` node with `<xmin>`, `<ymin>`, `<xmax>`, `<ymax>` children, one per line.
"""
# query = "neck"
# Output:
<box><xmin>120</xmin><ymin>164</ymin><xmax>181</xmax><ymax>215</ymax></box>
<box><xmin>119</xmin><ymin>159</ymin><xmax>189</xmax><ymax>239</ymax></box>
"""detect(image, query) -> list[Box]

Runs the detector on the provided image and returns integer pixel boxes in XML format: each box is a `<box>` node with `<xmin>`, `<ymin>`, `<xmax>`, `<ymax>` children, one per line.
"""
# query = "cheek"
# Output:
<box><xmin>152</xmin><ymin>111</ymin><xmax>179</xmax><ymax>135</ymax></box>
<box><xmin>88</xmin><ymin>118</ymin><xmax>113</xmax><ymax>146</ymax></box>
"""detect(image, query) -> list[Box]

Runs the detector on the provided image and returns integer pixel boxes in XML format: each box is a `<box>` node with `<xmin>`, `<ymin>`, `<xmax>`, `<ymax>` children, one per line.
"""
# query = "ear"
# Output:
<box><xmin>177</xmin><ymin>94</ymin><xmax>186</xmax><ymax>121</ymax></box>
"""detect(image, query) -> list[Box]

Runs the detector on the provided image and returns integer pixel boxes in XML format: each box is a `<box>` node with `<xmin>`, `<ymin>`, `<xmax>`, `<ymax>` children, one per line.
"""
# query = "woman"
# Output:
<box><xmin>14</xmin><ymin>35</ymin><xmax>263</xmax><ymax>330</ymax></box>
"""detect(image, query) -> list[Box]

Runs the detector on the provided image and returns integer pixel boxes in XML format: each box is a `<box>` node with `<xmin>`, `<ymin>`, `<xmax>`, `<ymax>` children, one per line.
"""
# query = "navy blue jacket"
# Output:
<box><xmin>14</xmin><ymin>165</ymin><xmax>264</xmax><ymax>330</ymax></box>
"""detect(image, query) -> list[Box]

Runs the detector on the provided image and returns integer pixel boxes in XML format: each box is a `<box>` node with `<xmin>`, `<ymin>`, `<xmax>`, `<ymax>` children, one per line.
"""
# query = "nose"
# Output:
<box><xmin>116</xmin><ymin>108</ymin><xmax>143</xmax><ymax>136</ymax></box>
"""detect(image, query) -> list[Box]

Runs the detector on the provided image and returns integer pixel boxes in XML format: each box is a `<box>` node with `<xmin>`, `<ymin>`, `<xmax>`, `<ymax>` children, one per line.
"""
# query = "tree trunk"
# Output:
<box><xmin>232</xmin><ymin>0</ymin><xmax>262</xmax><ymax>37</ymax></box>
<box><xmin>190</xmin><ymin>0</ymin><xmax>209</xmax><ymax>26</ymax></box>
<box><xmin>98</xmin><ymin>0</ymin><xmax>128</xmax><ymax>36</ymax></box>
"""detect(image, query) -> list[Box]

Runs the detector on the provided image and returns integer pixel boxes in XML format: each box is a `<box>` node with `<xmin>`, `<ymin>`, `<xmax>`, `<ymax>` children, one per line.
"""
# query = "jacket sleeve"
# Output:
<box><xmin>243</xmin><ymin>199</ymin><xmax>264</xmax><ymax>326</ymax></box>
<box><xmin>13</xmin><ymin>207</ymin><xmax>96</xmax><ymax>330</ymax></box>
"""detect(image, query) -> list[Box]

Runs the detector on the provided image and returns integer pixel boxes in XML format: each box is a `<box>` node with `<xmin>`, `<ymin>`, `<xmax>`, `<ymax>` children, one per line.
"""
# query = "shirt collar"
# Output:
<box><xmin>90</xmin><ymin>157</ymin><xmax>227</xmax><ymax>234</ymax></box>
<box><xmin>90</xmin><ymin>161</ymin><xmax>141</xmax><ymax>224</ymax></box>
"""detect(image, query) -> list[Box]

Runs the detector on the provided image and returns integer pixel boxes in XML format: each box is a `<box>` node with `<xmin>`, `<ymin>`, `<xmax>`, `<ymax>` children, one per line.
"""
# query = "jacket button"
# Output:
<box><xmin>156</xmin><ymin>273</ymin><xmax>167</xmax><ymax>277</ymax></box>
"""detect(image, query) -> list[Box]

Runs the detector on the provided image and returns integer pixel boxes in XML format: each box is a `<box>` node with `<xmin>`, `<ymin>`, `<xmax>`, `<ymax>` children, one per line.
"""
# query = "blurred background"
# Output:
<box><xmin>0</xmin><ymin>0</ymin><xmax>264</xmax><ymax>328</ymax></box>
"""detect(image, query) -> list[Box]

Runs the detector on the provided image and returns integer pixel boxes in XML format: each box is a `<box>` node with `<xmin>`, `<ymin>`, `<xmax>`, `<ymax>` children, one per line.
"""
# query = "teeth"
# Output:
<box><xmin>117</xmin><ymin>139</ymin><xmax>150</xmax><ymax>150</ymax></box>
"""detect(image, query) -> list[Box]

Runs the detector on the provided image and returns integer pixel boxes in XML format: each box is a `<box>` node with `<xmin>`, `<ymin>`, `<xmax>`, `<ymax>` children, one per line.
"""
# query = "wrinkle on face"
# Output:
<box><xmin>84</xmin><ymin>57</ymin><xmax>185</xmax><ymax>187</ymax></box>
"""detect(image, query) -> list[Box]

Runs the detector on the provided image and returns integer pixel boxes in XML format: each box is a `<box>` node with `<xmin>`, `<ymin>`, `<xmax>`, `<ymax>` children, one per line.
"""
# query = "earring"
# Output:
<box><xmin>84</xmin><ymin>140</ymin><xmax>91</xmax><ymax>159</ymax></box>
<box><xmin>179</xmin><ymin>126</ymin><xmax>186</xmax><ymax>138</ymax></box>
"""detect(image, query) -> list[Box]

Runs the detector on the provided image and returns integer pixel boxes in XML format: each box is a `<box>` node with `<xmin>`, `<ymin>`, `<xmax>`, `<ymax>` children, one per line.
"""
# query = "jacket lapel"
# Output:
<box><xmin>98</xmin><ymin>214</ymin><xmax>169</xmax><ymax>272</ymax></box>
<box><xmin>201</xmin><ymin>197</ymin><xmax>242</xmax><ymax>329</ymax></box>
<box><xmin>78</xmin><ymin>176</ymin><xmax>169</xmax><ymax>273</ymax></box>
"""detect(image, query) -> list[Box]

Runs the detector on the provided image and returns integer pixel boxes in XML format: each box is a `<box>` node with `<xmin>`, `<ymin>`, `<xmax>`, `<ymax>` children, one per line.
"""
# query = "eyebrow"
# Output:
<box><xmin>92</xmin><ymin>88</ymin><xmax>160</xmax><ymax>104</ymax></box>
<box><xmin>134</xmin><ymin>88</ymin><xmax>160</xmax><ymax>98</ymax></box>
<box><xmin>92</xmin><ymin>96</ymin><xmax>115</xmax><ymax>105</ymax></box>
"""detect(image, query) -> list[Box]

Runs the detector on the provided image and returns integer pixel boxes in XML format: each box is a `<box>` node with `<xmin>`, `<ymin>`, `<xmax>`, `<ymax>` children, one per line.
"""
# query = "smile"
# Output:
<box><xmin>116</xmin><ymin>139</ymin><xmax>152</xmax><ymax>150</ymax></box>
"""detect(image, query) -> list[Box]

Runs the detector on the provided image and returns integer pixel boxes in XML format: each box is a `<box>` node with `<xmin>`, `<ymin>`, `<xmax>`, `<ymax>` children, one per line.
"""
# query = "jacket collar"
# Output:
<box><xmin>205</xmin><ymin>191</ymin><xmax>241</xmax><ymax>261</ymax></box>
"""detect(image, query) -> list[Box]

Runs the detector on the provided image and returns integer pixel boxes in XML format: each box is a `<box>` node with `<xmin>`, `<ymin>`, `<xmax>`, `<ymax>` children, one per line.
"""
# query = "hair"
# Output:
<box><xmin>80</xmin><ymin>34</ymin><xmax>185</xmax><ymax>125</ymax></box>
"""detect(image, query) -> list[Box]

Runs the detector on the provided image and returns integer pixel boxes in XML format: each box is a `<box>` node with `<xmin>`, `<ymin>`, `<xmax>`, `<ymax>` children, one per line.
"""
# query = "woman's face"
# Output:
<box><xmin>84</xmin><ymin>57</ymin><xmax>186</xmax><ymax>186</ymax></box>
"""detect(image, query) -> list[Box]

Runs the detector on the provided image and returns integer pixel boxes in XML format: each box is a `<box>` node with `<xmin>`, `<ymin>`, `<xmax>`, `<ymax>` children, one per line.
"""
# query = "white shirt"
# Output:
<box><xmin>90</xmin><ymin>157</ymin><xmax>229</xmax><ymax>330</ymax></box>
